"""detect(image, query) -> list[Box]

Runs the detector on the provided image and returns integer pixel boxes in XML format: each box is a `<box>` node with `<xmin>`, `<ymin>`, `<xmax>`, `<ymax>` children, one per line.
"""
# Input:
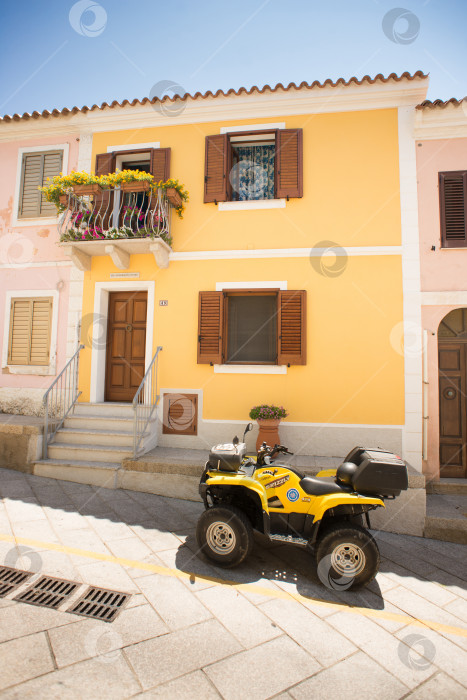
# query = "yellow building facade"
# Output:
<box><xmin>64</xmin><ymin>73</ymin><xmax>427</xmax><ymax>465</ymax></box>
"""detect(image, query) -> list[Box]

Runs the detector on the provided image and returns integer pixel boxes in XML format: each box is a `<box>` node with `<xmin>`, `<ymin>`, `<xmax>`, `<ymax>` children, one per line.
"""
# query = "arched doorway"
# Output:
<box><xmin>438</xmin><ymin>309</ymin><xmax>467</xmax><ymax>478</ymax></box>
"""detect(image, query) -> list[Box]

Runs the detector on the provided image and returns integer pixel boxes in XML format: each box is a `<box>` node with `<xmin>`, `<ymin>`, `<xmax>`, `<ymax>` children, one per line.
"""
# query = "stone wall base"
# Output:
<box><xmin>0</xmin><ymin>423</ymin><xmax>43</xmax><ymax>473</ymax></box>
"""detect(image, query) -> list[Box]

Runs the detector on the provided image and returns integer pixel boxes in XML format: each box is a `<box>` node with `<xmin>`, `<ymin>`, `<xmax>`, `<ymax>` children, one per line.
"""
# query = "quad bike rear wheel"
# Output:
<box><xmin>315</xmin><ymin>523</ymin><xmax>380</xmax><ymax>590</ymax></box>
<box><xmin>196</xmin><ymin>504</ymin><xmax>254</xmax><ymax>567</ymax></box>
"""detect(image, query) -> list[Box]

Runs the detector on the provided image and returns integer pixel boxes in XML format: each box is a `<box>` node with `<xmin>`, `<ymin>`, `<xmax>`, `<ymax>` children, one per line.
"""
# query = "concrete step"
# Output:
<box><xmin>48</xmin><ymin>442</ymin><xmax>132</xmax><ymax>464</ymax></box>
<box><xmin>426</xmin><ymin>478</ymin><xmax>467</xmax><ymax>495</ymax></box>
<box><xmin>424</xmin><ymin>493</ymin><xmax>467</xmax><ymax>544</ymax></box>
<box><xmin>73</xmin><ymin>402</ymin><xmax>134</xmax><ymax>419</ymax></box>
<box><xmin>55</xmin><ymin>428</ymin><xmax>135</xmax><ymax>448</ymax></box>
<box><xmin>64</xmin><ymin>415</ymin><xmax>134</xmax><ymax>432</ymax></box>
<box><xmin>34</xmin><ymin>459</ymin><xmax>120</xmax><ymax>488</ymax></box>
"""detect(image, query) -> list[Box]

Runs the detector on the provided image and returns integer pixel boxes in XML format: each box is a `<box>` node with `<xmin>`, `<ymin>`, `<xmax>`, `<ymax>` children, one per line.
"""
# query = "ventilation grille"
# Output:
<box><xmin>68</xmin><ymin>587</ymin><xmax>130</xmax><ymax>622</ymax></box>
<box><xmin>14</xmin><ymin>576</ymin><xmax>79</xmax><ymax>609</ymax></box>
<box><xmin>0</xmin><ymin>566</ymin><xmax>33</xmax><ymax>597</ymax></box>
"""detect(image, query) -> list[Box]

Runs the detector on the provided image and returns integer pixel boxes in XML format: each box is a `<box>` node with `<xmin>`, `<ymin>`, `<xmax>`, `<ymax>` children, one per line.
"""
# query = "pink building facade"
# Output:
<box><xmin>0</xmin><ymin>131</ymin><xmax>82</xmax><ymax>414</ymax></box>
<box><xmin>415</xmin><ymin>100</ymin><xmax>467</xmax><ymax>481</ymax></box>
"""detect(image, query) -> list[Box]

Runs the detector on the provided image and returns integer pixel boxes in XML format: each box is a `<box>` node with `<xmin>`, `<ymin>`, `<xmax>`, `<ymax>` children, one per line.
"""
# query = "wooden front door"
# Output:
<box><xmin>439</xmin><ymin>342</ymin><xmax>467</xmax><ymax>477</ymax></box>
<box><xmin>105</xmin><ymin>291</ymin><xmax>147</xmax><ymax>402</ymax></box>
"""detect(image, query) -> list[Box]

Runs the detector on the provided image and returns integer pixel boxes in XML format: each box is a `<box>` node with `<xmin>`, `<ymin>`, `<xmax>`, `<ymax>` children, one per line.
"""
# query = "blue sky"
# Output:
<box><xmin>0</xmin><ymin>0</ymin><xmax>465</xmax><ymax>117</ymax></box>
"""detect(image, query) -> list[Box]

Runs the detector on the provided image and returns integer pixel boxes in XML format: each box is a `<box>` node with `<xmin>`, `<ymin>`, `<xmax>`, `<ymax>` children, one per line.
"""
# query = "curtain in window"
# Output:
<box><xmin>231</xmin><ymin>145</ymin><xmax>275</xmax><ymax>201</ymax></box>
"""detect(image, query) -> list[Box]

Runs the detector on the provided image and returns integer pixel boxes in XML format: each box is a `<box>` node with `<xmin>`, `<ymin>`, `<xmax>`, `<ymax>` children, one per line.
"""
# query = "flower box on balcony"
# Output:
<box><xmin>120</xmin><ymin>181</ymin><xmax>151</xmax><ymax>193</ymax></box>
<box><xmin>166</xmin><ymin>187</ymin><xmax>182</xmax><ymax>208</ymax></box>
<box><xmin>71</xmin><ymin>184</ymin><xmax>102</xmax><ymax>196</ymax></box>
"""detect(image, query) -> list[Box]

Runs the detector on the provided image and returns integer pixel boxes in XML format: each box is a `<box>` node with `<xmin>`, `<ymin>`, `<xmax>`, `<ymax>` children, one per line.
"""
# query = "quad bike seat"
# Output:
<box><xmin>299</xmin><ymin>476</ymin><xmax>351</xmax><ymax>496</ymax></box>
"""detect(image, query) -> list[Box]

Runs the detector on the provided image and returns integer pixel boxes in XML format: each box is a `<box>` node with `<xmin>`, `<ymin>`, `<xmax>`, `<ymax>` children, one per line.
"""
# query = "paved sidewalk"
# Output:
<box><xmin>0</xmin><ymin>467</ymin><xmax>466</xmax><ymax>699</ymax></box>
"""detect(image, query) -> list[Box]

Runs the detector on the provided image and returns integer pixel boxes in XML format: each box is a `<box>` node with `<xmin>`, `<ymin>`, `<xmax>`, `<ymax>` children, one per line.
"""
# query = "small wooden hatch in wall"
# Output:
<box><xmin>162</xmin><ymin>393</ymin><xmax>198</xmax><ymax>435</ymax></box>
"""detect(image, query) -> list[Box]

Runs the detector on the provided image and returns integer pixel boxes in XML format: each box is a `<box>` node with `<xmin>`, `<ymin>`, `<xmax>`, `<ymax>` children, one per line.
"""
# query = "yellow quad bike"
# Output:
<box><xmin>196</xmin><ymin>424</ymin><xmax>408</xmax><ymax>589</ymax></box>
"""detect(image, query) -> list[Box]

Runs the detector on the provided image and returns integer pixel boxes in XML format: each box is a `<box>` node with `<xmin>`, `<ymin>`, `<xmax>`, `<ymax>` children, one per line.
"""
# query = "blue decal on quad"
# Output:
<box><xmin>287</xmin><ymin>488</ymin><xmax>299</xmax><ymax>502</ymax></box>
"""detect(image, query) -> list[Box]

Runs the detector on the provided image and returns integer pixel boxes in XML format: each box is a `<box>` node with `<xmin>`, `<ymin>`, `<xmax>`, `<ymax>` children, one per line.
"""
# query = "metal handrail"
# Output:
<box><xmin>132</xmin><ymin>346</ymin><xmax>163</xmax><ymax>457</ymax></box>
<box><xmin>42</xmin><ymin>344</ymin><xmax>85</xmax><ymax>459</ymax></box>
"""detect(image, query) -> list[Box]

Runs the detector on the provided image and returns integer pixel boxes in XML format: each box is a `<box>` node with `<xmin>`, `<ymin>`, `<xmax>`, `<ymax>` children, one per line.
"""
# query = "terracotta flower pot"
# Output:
<box><xmin>256</xmin><ymin>419</ymin><xmax>281</xmax><ymax>452</ymax></box>
<box><xmin>166</xmin><ymin>187</ymin><xmax>182</xmax><ymax>208</ymax></box>
<box><xmin>120</xmin><ymin>180</ymin><xmax>151</xmax><ymax>193</ymax></box>
<box><xmin>71</xmin><ymin>183</ymin><xmax>102</xmax><ymax>196</ymax></box>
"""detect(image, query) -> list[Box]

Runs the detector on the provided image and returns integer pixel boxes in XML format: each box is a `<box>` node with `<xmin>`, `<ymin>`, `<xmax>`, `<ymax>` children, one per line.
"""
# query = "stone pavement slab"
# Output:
<box><xmin>288</xmin><ymin>650</ymin><xmax>407</xmax><ymax>700</ymax></box>
<box><xmin>125</xmin><ymin>619</ymin><xmax>242</xmax><ymax>689</ymax></box>
<box><xmin>407</xmin><ymin>672</ymin><xmax>467</xmax><ymax>699</ymax></box>
<box><xmin>0</xmin><ymin>467</ymin><xmax>466</xmax><ymax>699</ymax></box>
<box><xmin>133</xmin><ymin>670</ymin><xmax>221</xmax><ymax>699</ymax></box>
<box><xmin>48</xmin><ymin>603</ymin><xmax>168</xmax><ymax>668</ymax></box>
<box><xmin>0</xmin><ymin>632</ymin><xmax>54</xmax><ymax>692</ymax></box>
<box><xmin>259</xmin><ymin>598</ymin><xmax>357</xmax><ymax>667</ymax></box>
<box><xmin>0</xmin><ymin>652</ymin><xmax>141</xmax><ymax>699</ymax></box>
<box><xmin>204</xmin><ymin>635</ymin><xmax>321</xmax><ymax>700</ymax></box>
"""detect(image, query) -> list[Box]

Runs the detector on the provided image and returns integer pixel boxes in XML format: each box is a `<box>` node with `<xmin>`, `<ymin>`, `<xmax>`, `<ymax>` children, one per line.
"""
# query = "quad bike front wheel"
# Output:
<box><xmin>196</xmin><ymin>505</ymin><xmax>254</xmax><ymax>567</ymax></box>
<box><xmin>315</xmin><ymin>524</ymin><xmax>380</xmax><ymax>590</ymax></box>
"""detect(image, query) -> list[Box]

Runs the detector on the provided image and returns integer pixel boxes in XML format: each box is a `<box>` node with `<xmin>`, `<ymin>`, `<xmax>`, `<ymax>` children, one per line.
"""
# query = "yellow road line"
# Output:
<box><xmin>1</xmin><ymin>531</ymin><xmax>466</xmax><ymax>640</ymax></box>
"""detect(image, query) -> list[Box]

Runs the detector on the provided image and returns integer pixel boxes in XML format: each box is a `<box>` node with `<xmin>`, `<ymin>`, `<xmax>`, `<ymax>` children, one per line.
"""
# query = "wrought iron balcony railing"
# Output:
<box><xmin>58</xmin><ymin>183</ymin><xmax>172</xmax><ymax>246</ymax></box>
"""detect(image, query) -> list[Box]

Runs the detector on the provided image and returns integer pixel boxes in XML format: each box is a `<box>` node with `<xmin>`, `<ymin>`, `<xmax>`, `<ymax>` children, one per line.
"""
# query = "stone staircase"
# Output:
<box><xmin>34</xmin><ymin>403</ymin><xmax>154</xmax><ymax>488</ymax></box>
<box><xmin>424</xmin><ymin>478</ymin><xmax>467</xmax><ymax>545</ymax></box>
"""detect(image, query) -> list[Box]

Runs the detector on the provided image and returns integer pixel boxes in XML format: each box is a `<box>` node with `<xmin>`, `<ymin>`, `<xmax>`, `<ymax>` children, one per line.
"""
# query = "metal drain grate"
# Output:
<box><xmin>0</xmin><ymin>566</ymin><xmax>33</xmax><ymax>597</ymax></box>
<box><xmin>68</xmin><ymin>586</ymin><xmax>130</xmax><ymax>622</ymax></box>
<box><xmin>14</xmin><ymin>576</ymin><xmax>79</xmax><ymax>609</ymax></box>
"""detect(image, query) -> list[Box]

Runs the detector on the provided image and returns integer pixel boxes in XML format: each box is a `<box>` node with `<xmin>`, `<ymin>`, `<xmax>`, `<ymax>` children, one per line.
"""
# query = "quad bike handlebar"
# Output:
<box><xmin>256</xmin><ymin>441</ymin><xmax>294</xmax><ymax>466</ymax></box>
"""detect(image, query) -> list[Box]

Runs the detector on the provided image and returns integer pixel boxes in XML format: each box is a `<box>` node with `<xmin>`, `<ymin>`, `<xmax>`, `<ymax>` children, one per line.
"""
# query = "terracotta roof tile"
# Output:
<box><xmin>0</xmin><ymin>71</ymin><xmax>428</xmax><ymax>124</ymax></box>
<box><xmin>416</xmin><ymin>97</ymin><xmax>467</xmax><ymax>109</ymax></box>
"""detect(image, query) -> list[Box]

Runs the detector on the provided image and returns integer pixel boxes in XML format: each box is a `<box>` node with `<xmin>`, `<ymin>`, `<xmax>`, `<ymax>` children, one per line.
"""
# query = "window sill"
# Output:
<box><xmin>14</xmin><ymin>216</ymin><xmax>59</xmax><ymax>228</ymax></box>
<box><xmin>218</xmin><ymin>199</ymin><xmax>286</xmax><ymax>212</ymax></box>
<box><xmin>3</xmin><ymin>364</ymin><xmax>55</xmax><ymax>376</ymax></box>
<box><xmin>213</xmin><ymin>364</ymin><xmax>287</xmax><ymax>375</ymax></box>
<box><xmin>440</xmin><ymin>246</ymin><xmax>467</xmax><ymax>250</ymax></box>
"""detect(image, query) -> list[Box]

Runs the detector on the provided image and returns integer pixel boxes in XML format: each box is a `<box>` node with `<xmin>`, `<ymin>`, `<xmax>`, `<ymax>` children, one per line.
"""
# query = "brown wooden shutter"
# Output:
<box><xmin>94</xmin><ymin>153</ymin><xmax>116</xmax><ymax>229</ymax></box>
<box><xmin>197</xmin><ymin>291</ymin><xmax>223</xmax><ymax>363</ymax></box>
<box><xmin>275</xmin><ymin>129</ymin><xmax>303</xmax><ymax>199</ymax></box>
<box><xmin>440</xmin><ymin>171</ymin><xmax>467</xmax><ymax>248</ymax></box>
<box><xmin>162</xmin><ymin>393</ymin><xmax>198</xmax><ymax>435</ymax></box>
<box><xmin>150</xmin><ymin>148</ymin><xmax>171</xmax><ymax>182</ymax></box>
<box><xmin>277</xmin><ymin>290</ymin><xmax>306</xmax><ymax>365</ymax></box>
<box><xmin>204</xmin><ymin>134</ymin><xmax>230</xmax><ymax>203</ymax></box>
<box><xmin>18</xmin><ymin>151</ymin><xmax>63</xmax><ymax>218</ymax></box>
<box><xmin>8</xmin><ymin>297</ymin><xmax>52</xmax><ymax>366</ymax></box>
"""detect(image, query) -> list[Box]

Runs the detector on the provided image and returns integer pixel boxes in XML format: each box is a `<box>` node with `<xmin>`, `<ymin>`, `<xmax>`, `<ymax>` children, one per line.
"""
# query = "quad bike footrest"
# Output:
<box><xmin>269</xmin><ymin>533</ymin><xmax>309</xmax><ymax>547</ymax></box>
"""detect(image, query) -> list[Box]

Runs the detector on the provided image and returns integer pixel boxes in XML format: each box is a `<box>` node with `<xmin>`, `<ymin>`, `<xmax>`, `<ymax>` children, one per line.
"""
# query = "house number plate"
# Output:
<box><xmin>159</xmin><ymin>300</ymin><xmax>168</xmax><ymax>306</ymax></box>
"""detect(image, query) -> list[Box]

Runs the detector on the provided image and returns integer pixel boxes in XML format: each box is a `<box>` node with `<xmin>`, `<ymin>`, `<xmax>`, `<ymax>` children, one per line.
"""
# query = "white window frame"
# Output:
<box><xmin>2</xmin><ymin>289</ymin><xmax>59</xmax><ymax>375</ymax></box>
<box><xmin>90</xmin><ymin>281</ymin><xmax>155</xmax><ymax>403</ymax></box>
<box><xmin>12</xmin><ymin>143</ymin><xmax>70</xmax><ymax>227</ymax></box>
<box><xmin>218</xmin><ymin>123</ymin><xmax>286</xmax><ymax>211</ymax></box>
<box><xmin>214</xmin><ymin>280</ymin><xmax>288</xmax><ymax>375</ymax></box>
<box><xmin>108</xmin><ymin>143</ymin><xmax>161</xmax><ymax>228</ymax></box>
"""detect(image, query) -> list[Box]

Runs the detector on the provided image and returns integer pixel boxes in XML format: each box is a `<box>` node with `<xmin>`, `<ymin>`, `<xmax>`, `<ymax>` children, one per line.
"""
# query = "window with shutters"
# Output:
<box><xmin>204</xmin><ymin>129</ymin><xmax>303</xmax><ymax>203</ymax></box>
<box><xmin>439</xmin><ymin>171</ymin><xmax>467</xmax><ymax>248</ymax></box>
<box><xmin>7</xmin><ymin>297</ymin><xmax>52</xmax><ymax>366</ymax></box>
<box><xmin>18</xmin><ymin>151</ymin><xmax>63</xmax><ymax>219</ymax></box>
<box><xmin>94</xmin><ymin>147</ymin><xmax>171</xmax><ymax>228</ymax></box>
<box><xmin>197</xmin><ymin>289</ymin><xmax>306</xmax><ymax>366</ymax></box>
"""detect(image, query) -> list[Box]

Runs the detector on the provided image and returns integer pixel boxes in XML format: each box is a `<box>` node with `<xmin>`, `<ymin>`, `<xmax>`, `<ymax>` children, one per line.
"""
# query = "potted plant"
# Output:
<box><xmin>249</xmin><ymin>404</ymin><xmax>288</xmax><ymax>451</ymax></box>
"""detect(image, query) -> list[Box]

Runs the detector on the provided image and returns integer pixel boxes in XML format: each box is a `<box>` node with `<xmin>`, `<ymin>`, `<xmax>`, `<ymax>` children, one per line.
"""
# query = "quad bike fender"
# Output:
<box><xmin>311</xmin><ymin>493</ymin><xmax>384</xmax><ymax>523</ymax></box>
<box><xmin>204</xmin><ymin>472</ymin><xmax>269</xmax><ymax>512</ymax></box>
<box><xmin>315</xmin><ymin>468</ymin><xmax>337</xmax><ymax>477</ymax></box>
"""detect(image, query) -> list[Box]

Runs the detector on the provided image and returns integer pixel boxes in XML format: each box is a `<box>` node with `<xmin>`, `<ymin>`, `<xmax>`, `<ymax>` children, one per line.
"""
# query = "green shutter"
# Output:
<box><xmin>18</xmin><ymin>150</ymin><xmax>63</xmax><ymax>218</ymax></box>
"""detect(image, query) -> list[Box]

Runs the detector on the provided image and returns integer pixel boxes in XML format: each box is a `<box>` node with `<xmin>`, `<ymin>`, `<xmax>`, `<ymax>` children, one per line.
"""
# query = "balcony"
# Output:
<box><xmin>41</xmin><ymin>172</ymin><xmax>188</xmax><ymax>272</ymax></box>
